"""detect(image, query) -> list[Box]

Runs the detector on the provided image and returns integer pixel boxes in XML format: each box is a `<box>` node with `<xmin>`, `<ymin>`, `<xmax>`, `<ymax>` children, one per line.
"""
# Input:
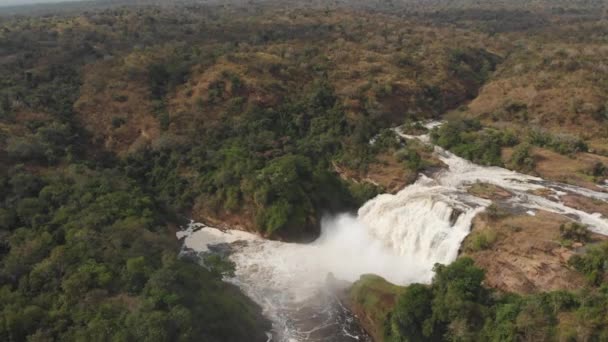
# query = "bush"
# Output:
<box><xmin>399</xmin><ymin>121</ymin><xmax>428</xmax><ymax>136</ymax></box>
<box><xmin>112</xmin><ymin>116</ymin><xmax>127</xmax><ymax>128</ymax></box>
<box><xmin>465</xmin><ymin>230</ymin><xmax>498</xmax><ymax>252</ymax></box>
<box><xmin>202</xmin><ymin>254</ymin><xmax>236</xmax><ymax>278</ymax></box>
<box><xmin>112</xmin><ymin>94</ymin><xmax>129</xmax><ymax>102</ymax></box>
<box><xmin>431</xmin><ymin>118</ymin><xmax>517</xmax><ymax>166</ymax></box>
<box><xmin>347</xmin><ymin>182</ymin><xmax>381</xmax><ymax>206</ymax></box>
<box><xmin>159</xmin><ymin>112</ymin><xmax>170</xmax><ymax>131</ymax></box>
<box><xmin>568</xmin><ymin>242</ymin><xmax>608</xmax><ymax>285</ymax></box>
<box><xmin>560</xmin><ymin>222</ymin><xmax>590</xmax><ymax>243</ymax></box>
<box><xmin>485</xmin><ymin>203</ymin><xmax>506</xmax><ymax>220</ymax></box>
<box><xmin>395</xmin><ymin>148</ymin><xmax>423</xmax><ymax>171</ymax></box>
<box><xmin>594</xmin><ymin>104</ymin><xmax>608</xmax><ymax>121</ymax></box>
<box><xmin>509</xmin><ymin>143</ymin><xmax>535</xmax><ymax>172</ymax></box>
<box><xmin>587</xmin><ymin>162</ymin><xmax>608</xmax><ymax>182</ymax></box>
<box><xmin>372</xmin><ymin>129</ymin><xmax>401</xmax><ymax>151</ymax></box>
<box><xmin>528</xmin><ymin>129</ymin><xmax>587</xmax><ymax>155</ymax></box>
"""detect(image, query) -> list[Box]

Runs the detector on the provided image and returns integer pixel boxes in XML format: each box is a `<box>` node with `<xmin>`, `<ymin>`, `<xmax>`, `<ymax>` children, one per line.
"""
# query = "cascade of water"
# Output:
<box><xmin>179</xmin><ymin>121</ymin><xmax>608</xmax><ymax>341</ymax></box>
<box><xmin>357</xmin><ymin>177</ymin><xmax>488</xmax><ymax>281</ymax></box>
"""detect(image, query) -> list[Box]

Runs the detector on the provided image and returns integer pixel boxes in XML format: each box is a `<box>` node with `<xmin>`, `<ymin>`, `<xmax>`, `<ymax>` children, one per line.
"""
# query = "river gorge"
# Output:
<box><xmin>178</xmin><ymin>123</ymin><xmax>608</xmax><ymax>341</ymax></box>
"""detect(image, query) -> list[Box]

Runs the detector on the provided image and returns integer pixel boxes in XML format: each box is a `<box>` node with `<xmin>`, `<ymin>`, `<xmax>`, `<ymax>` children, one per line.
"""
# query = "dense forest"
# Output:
<box><xmin>1</xmin><ymin>0</ymin><xmax>608</xmax><ymax>341</ymax></box>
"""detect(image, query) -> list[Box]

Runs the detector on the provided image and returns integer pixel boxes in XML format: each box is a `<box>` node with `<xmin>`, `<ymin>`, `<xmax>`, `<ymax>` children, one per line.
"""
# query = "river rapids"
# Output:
<box><xmin>177</xmin><ymin>122</ymin><xmax>608</xmax><ymax>341</ymax></box>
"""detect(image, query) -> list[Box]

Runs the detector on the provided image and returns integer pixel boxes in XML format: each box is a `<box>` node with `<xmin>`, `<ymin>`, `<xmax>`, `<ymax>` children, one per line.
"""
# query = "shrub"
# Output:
<box><xmin>560</xmin><ymin>222</ymin><xmax>590</xmax><ymax>243</ymax></box>
<box><xmin>112</xmin><ymin>116</ymin><xmax>126</xmax><ymax>128</ymax></box>
<box><xmin>431</xmin><ymin>118</ymin><xmax>517</xmax><ymax>166</ymax></box>
<box><xmin>256</xmin><ymin>199</ymin><xmax>291</xmax><ymax>235</ymax></box>
<box><xmin>550</xmin><ymin>134</ymin><xmax>588</xmax><ymax>155</ymax></box>
<box><xmin>395</xmin><ymin>148</ymin><xmax>423</xmax><ymax>171</ymax></box>
<box><xmin>399</xmin><ymin>121</ymin><xmax>428</xmax><ymax>136</ymax></box>
<box><xmin>466</xmin><ymin>230</ymin><xmax>498</xmax><ymax>252</ymax></box>
<box><xmin>228</xmin><ymin>73</ymin><xmax>244</xmax><ymax>92</ymax></box>
<box><xmin>568</xmin><ymin>242</ymin><xmax>608</xmax><ymax>285</ymax></box>
<box><xmin>372</xmin><ymin>129</ymin><xmax>401</xmax><ymax>151</ymax></box>
<box><xmin>528</xmin><ymin>129</ymin><xmax>588</xmax><ymax>155</ymax></box>
<box><xmin>509</xmin><ymin>143</ymin><xmax>535</xmax><ymax>172</ymax></box>
<box><xmin>592</xmin><ymin>104</ymin><xmax>608</xmax><ymax>122</ymax></box>
<box><xmin>148</xmin><ymin>63</ymin><xmax>170</xmax><ymax>99</ymax></box>
<box><xmin>347</xmin><ymin>182</ymin><xmax>380</xmax><ymax>206</ymax></box>
<box><xmin>485</xmin><ymin>203</ymin><xmax>506</xmax><ymax>220</ymax></box>
<box><xmin>159</xmin><ymin>112</ymin><xmax>170</xmax><ymax>131</ymax></box>
<box><xmin>112</xmin><ymin>94</ymin><xmax>129</xmax><ymax>102</ymax></box>
<box><xmin>587</xmin><ymin>162</ymin><xmax>608</xmax><ymax>182</ymax></box>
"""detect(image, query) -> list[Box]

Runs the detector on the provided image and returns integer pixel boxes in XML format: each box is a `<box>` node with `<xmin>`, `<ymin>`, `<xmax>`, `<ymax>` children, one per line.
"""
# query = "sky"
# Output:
<box><xmin>0</xmin><ymin>0</ymin><xmax>93</xmax><ymax>7</ymax></box>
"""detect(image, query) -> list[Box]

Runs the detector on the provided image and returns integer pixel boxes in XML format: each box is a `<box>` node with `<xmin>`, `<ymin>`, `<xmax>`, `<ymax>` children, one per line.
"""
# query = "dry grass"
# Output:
<box><xmin>467</xmin><ymin>182</ymin><xmax>513</xmax><ymax>200</ymax></box>
<box><xmin>462</xmin><ymin>210</ymin><xmax>602</xmax><ymax>294</ymax></box>
<box><xmin>501</xmin><ymin>146</ymin><xmax>608</xmax><ymax>190</ymax></box>
<box><xmin>68</xmin><ymin>9</ymin><xmax>500</xmax><ymax>155</ymax></box>
<box><xmin>335</xmin><ymin>152</ymin><xmax>417</xmax><ymax>194</ymax></box>
<box><xmin>75</xmin><ymin>58</ymin><xmax>161</xmax><ymax>156</ymax></box>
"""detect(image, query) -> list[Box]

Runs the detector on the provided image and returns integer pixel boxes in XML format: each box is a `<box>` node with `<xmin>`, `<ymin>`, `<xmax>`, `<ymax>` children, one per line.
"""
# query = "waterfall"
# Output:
<box><xmin>179</xmin><ymin>122</ymin><xmax>608</xmax><ymax>341</ymax></box>
<box><xmin>357</xmin><ymin>178</ymin><xmax>487</xmax><ymax>282</ymax></box>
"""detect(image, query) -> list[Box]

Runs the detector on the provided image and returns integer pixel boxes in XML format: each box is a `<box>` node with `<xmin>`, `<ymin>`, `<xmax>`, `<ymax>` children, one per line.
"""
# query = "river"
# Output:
<box><xmin>177</xmin><ymin>122</ymin><xmax>608</xmax><ymax>341</ymax></box>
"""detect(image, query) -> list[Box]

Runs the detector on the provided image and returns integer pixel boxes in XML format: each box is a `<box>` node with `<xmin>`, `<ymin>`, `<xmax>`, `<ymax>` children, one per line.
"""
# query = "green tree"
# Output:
<box><xmin>388</xmin><ymin>284</ymin><xmax>436</xmax><ymax>341</ymax></box>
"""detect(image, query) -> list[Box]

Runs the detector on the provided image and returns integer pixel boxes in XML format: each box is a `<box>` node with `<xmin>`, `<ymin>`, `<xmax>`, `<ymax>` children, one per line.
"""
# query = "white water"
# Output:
<box><xmin>179</xmin><ymin>122</ymin><xmax>608</xmax><ymax>341</ymax></box>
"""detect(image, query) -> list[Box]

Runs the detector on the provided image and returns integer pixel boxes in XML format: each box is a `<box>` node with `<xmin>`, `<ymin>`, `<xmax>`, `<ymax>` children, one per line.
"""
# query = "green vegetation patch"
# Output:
<box><xmin>349</xmin><ymin>274</ymin><xmax>405</xmax><ymax>340</ymax></box>
<box><xmin>431</xmin><ymin>118</ymin><xmax>517</xmax><ymax>166</ymax></box>
<box><xmin>528</xmin><ymin>129</ymin><xmax>588</xmax><ymax>156</ymax></box>
<box><xmin>569</xmin><ymin>241</ymin><xmax>608</xmax><ymax>286</ymax></box>
<box><xmin>365</xmin><ymin>254</ymin><xmax>608</xmax><ymax>342</ymax></box>
<box><xmin>0</xmin><ymin>165</ymin><xmax>270</xmax><ymax>341</ymax></box>
<box><xmin>124</xmin><ymin>80</ymin><xmax>403</xmax><ymax>238</ymax></box>
<box><xmin>463</xmin><ymin>229</ymin><xmax>499</xmax><ymax>252</ymax></box>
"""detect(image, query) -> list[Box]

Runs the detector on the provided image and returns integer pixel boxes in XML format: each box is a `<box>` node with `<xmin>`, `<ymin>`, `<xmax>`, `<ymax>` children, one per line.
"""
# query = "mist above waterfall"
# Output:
<box><xmin>179</xmin><ymin>174</ymin><xmax>489</xmax><ymax>340</ymax></box>
<box><xmin>179</xmin><ymin>189</ymin><xmax>483</xmax><ymax>341</ymax></box>
<box><xmin>179</xmin><ymin>123</ymin><xmax>608</xmax><ymax>341</ymax></box>
<box><xmin>181</xmin><ymin>179</ymin><xmax>486</xmax><ymax>292</ymax></box>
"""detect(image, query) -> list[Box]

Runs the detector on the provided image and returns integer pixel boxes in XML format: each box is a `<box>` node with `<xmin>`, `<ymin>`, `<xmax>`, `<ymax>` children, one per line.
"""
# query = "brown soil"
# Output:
<box><xmin>191</xmin><ymin>197</ymin><xmax>320</xmax><ymax>242</ymax></box>
<box><xmin>535</xmin><ymin>149</ymin><xmax>608</xmax><ymax>189</ymax></box>
<box><xmin>502</xmin><ymin>146</ymin><xmax>608</xmax><ymax>191</ymax></box>
<box><xmin>462</xmin><ymin>210</ymin><xmax>604</xmax><ymax>294</ymax></box>
<box><xmin>191</xmin><ymin>198</ymin><xmax>256</xmax><ymax>233</ymax></box>
<box><xmin>334</xmin><ymin>153</ymin><xmax>417</xmax><ymax>194</ymax></box>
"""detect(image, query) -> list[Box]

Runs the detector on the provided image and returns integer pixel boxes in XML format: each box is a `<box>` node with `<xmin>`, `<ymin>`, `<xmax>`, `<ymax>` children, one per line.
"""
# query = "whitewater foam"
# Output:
<box><xmin>179</xmin><ymin>121</ymin><xmax>608</xmax><ymax>341</ymax></box>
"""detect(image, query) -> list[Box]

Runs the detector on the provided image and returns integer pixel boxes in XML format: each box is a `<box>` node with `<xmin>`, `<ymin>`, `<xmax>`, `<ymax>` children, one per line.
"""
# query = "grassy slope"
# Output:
<box><xmin>348</xmin><ymin>274</ymin><xmax>405</xmax><ymax>342</ymax></box>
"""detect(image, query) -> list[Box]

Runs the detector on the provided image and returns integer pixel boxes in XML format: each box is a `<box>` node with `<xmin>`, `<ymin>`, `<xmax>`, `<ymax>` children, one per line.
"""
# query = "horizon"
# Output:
<box><xmin>0</xmin><ymin>0</ymin><xmax>94</xmax><ymax>7</ymax></box>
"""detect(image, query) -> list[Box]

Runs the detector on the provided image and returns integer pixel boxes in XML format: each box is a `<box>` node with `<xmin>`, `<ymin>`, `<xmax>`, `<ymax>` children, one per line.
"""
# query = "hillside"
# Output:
<box><xmin>2</xmin><ymin>0</ymin><xmax>608</xmax><ymax>341</ymax></box>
